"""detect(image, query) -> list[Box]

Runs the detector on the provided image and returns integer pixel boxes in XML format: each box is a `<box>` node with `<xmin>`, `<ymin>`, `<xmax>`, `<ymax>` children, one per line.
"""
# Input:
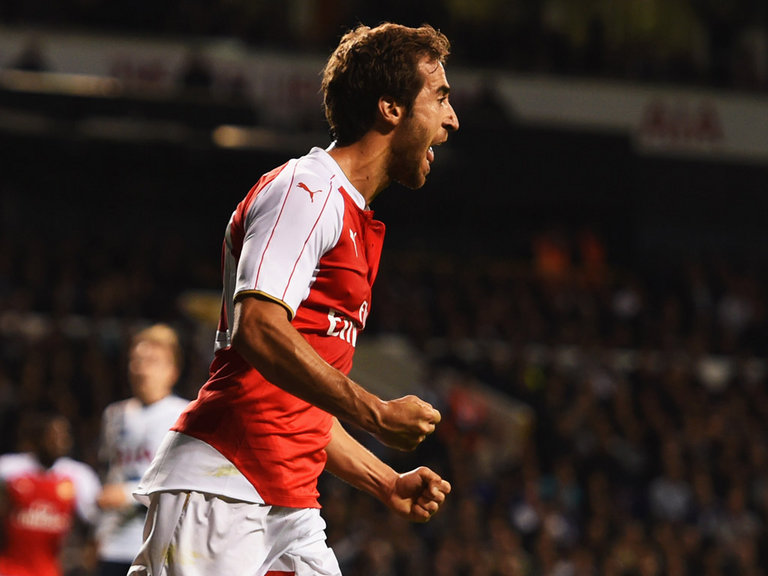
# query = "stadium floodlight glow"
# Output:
<box><xmin>211</xmin><ymin>124</ymin><xmax>322</xmax><ymax>154</ymax></box>
<box><xmin>0</xmin><ymin>69</ymin><xmax>123</xmax><ymax>98</ymax></box>
<box><xmin>211</xmin><ymin>124</ymin><xmax>251</xmax><ymax>148</ymax></box>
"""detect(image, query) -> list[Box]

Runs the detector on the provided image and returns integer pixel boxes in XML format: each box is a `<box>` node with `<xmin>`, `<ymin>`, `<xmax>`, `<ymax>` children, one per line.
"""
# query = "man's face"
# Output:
<box><xmin>128</xmin><ymin>340</ymin><xmax>178</xmax><ymax>405</ymax></box>
<box><xmin>390</xmin><ymin>57</ymin><xmax>459</xmax><ymax>190</ymax></box>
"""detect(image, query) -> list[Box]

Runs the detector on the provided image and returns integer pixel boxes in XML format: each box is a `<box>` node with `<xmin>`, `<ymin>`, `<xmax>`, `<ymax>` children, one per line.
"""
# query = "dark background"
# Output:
<box><xmin>2</xmin><ymin>2</ymin><xmax>768</xmax><ymax>574</ymax></box>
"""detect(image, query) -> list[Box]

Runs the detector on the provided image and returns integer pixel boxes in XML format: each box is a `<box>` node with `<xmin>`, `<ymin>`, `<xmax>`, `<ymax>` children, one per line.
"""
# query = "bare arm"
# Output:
<box><xmin>97</xmin><ymin>483</ymin><xmax>132</xmax><ymax>510</ymax></box>
<box><xmin>96</xmin><ymin>407</ymin><xmax>133</xmax><ymax>511</ymax></box>
<box><xmin>231</xmin><ymin>295</ymin><xmax>440</xmax><ymax>451</ymax></box>
<box><xmin>324</xmin><ymin>418</ymin><xmax>451</xmax><ymax>522</ymax></box>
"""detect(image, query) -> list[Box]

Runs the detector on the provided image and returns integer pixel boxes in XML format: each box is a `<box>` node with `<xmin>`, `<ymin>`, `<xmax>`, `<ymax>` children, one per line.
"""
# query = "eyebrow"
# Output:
<box><xmin>437</xmin><ymin>85</ymin><xmax>451</xmax><ymax>96</ymax></box>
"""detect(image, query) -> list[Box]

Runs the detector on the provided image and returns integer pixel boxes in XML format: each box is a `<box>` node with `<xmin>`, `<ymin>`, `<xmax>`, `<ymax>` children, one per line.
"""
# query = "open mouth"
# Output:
<box><xmin>427</xmin><ymin>146</ymin><xmax>435</xmax><ymax>164</ymax></box>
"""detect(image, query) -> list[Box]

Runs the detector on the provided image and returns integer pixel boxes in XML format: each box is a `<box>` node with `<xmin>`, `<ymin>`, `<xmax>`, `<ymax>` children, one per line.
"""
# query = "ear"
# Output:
<box><xmin>378</xmin><ymin>95</ymin><xmax>404</xmax><ymax>127</ymax></box>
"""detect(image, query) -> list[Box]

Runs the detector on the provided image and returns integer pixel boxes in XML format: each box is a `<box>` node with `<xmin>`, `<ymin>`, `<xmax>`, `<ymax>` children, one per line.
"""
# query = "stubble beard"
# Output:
<box><xmin>391</xmin><ymin>122</ymin><xmax>431</xmax><ymax>190</ymax></box>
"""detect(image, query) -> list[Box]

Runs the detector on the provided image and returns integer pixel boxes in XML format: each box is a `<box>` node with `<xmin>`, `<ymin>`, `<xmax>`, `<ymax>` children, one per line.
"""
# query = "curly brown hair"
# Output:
<box><xmin>321</xmin><ymin>22</ymin><xmax>451</xmax><ymax>146</ymax></box>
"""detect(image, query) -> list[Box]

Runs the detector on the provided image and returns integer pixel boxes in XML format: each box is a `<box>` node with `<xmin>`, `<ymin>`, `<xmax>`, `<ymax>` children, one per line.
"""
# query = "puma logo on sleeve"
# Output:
<box><xmin>297</xmin><ymin>182</ymin><xmax>323</xmax><ymax>202</ymax></box>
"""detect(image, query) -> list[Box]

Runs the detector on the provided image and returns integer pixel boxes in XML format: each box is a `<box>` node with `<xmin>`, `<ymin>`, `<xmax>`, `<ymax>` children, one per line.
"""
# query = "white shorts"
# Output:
<box><xmin>127</xmin><ymin>491</ymin><xmax>342</xmax><ymax>576</ymax></box>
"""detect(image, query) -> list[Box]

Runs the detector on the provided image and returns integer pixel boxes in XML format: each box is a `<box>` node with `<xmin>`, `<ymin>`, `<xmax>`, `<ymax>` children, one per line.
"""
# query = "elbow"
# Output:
<box><xmin>230</xmin><ymin>322</ymin><xmax>272</xmax><ymax>377</ymax></box>
<box><xmin>230</xmin><ymin>319</ymin><xmax>266</xmax><ymax>365</ymax></box>
<box><xmin>230</xmin><ymin>324</ymin><xmax>249</xmax><ymax>356</ymax></box>
<box><xmin>230</xmin><ymin>297</ymin><xmax>266</xmax><ymax>357</ymax></box>
<box><xmin>229</xmin><ymin>302</ymin><xmax>280</xmax><ymax>372</ymax></box>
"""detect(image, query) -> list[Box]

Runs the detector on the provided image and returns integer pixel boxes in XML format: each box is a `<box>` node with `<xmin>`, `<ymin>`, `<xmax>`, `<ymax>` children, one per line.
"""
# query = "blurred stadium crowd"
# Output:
<box><xmin>2</xmin><ymin>1</ymin><xmax>768</xmax><ymax>575</ymax></box>
<box><xmin>2</xmin><ymin>222</ymin><xmax>767</xmax><ymax>574</ymax></box>
<box><xmin>1</xmin><ymin>0</ymin><xmax>767</xmax><ymax>92</ymax></box>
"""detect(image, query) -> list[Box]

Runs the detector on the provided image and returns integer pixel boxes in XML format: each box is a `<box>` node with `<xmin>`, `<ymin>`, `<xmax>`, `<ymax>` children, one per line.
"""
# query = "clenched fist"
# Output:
<box><xmin>385</xmin><ymin>466</ymin><xmax>451</xmax><ymax>522</ymax></box>
<box><xmin>374</xmin><ymin>395</ymin><xmax>441</xmax><ymax>451</ymax></box>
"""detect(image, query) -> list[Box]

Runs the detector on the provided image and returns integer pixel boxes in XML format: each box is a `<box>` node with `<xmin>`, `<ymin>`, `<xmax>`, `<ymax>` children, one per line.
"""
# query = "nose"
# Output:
<box><xmin>445</xmin><ymin>103</ymin><xmax>459</xmax><ymax>132</ymax></box>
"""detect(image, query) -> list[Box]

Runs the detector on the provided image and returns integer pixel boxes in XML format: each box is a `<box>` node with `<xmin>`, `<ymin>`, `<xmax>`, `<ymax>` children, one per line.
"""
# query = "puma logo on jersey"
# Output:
<box><xmin>349</xmin><ymin>229</ymin><xmax>359</xmax><ymax>257</ymax></box>
<box><xmin>298</xmin><ymin>182</ymin><xmax>323</xmax><ymax>202</ymax></box>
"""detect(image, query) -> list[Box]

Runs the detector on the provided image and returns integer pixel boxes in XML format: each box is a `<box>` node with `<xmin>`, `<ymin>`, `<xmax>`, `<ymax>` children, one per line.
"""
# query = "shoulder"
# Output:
<box><xmin>251</xmin><ymin>148</ymin><xmax>346</xmax><ymax>231</ymax></box>
<box><xmin>104</xmin><ymin>398</ymin><xmax>135</xmax><ymax>412</ymax></box>
<box><xmin>241</xmin><ymin>150</ymin><xmax>341</xmax><ymax>222</ymax></box>
<box><xmin>166</xmin><ymin>394</ymin><xmax>190</xmax><ymax>405</ymax></box>
<box><xmin>53</xmin><ymin>458</ymin><xmax>100</xmax><ymax>486</ymax></box>
<box><xmin>0</xmin><ymin>453</ymin><xmax>36</xmax><ymax>479</ymax></box>
<box><xmin>294</xmin><ymin>147</ymin><xmax>345</xmax><ymax>192</ymax></box>
<box><xmin>103</xmin><ymin>398</ymin><xmax>139</xmax><ymax>417</ymax></box>
<box><xmin>269</xmin><ymin>150</ymin><xmax>341</xmax><ymax>207</ymax></box>
<box><xmin>158</xmin><ymin>394</ymin><xmax>190</xmax><ymax>412</ymax></box>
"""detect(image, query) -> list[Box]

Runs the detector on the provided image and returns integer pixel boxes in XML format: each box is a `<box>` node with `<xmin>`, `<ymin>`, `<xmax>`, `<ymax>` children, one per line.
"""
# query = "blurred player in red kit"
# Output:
<box><xmin>0</xmin><ymin>412</ymin><xmax>101</xmax><ymax>576</ymax></box>
<box><xmin>129</xmin><ymin>21</ymin><xmax>459</xmax><ymax>576</ymax></box>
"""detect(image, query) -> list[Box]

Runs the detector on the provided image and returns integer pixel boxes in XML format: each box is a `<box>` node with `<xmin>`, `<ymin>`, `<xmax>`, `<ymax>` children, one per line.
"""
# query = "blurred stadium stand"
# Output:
<box><xmin>1</xmin><ymin>2</ymin><xmax>768</xmax><ymax>574</ymax></box>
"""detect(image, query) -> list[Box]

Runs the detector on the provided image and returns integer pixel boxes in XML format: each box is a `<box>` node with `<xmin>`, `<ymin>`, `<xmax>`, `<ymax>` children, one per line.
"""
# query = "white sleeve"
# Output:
<box><xmin>76</xmin><ymin>465</ymin><xmax>103</xmax><ymax>525</ymax></box>
<box><xmin>56</xmin><ymin>459</ymin><xmax>103</xmax><ymax>526</ymax></box>
<box><xmin>0</xmin><ymin>453</ymin><xmax>35</xmax><ymax>480</ymax></box>
<box><xmin>235</xmin><ymin>161</ymin><xmax>344</xmax><ymax>315</ymax></box>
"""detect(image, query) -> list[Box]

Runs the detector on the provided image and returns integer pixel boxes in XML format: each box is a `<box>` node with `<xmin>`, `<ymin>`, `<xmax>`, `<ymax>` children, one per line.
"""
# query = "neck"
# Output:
<box><xmin>327</xmin><ymin>135</ymin><xmax>391</xmax><ymax>205</ymax></box>
<box><xmin>137</xmin><ymin>394</ymin><xmax>165</xmax><ymax>406</ymax></box>
<box><xmin>37</xmin><ymin>453</ymin><xmax>56</xmax><ymax>469</ymax></box>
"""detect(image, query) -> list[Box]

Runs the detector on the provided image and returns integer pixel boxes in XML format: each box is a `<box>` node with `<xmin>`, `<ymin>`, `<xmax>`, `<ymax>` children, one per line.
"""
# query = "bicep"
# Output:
<box><xmin>231</xmin><ymin>294</ymin><xmax>318</xmax><ymax>372</ymax></box>
<box><xmin>232</xmin><ymin>294</ymin><xmax>294</xmax><ymax>348</ymax></box>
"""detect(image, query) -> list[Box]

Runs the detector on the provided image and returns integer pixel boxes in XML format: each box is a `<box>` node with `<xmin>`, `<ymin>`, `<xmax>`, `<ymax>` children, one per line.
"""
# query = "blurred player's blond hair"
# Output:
<box><xmin>131</xmin><ymin>323</ymin><xmax>183</xmax><ymax>371</ymax></box>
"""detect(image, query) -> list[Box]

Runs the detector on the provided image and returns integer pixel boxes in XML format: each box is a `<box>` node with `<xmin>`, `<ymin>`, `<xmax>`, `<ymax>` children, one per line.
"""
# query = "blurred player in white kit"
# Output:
<box><xmin>95</xmin><ymin>323</ymin><xmax>189</xmax><ymax>576</ymax></box>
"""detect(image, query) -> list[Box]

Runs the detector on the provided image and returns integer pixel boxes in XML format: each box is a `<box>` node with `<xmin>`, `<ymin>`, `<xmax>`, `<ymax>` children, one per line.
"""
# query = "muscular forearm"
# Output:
<box><xmin>325</xmin><ymin>418</ymin><xmax>452</xmax><ymax>523</ymax></box>
<box><xmin>324</xmin><ymin>418</ymin><xmax>398</xmax><ymax>502</ymax></box>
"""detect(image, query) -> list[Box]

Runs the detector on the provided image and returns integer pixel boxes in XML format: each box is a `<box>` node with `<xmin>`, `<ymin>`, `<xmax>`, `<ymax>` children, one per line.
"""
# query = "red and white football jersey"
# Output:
<box><xmin>0</xmin><ymin>454</ymin><xmax>101</xmax><ymax>576</ymax></box>
<box><xmin>172</xmin><ymin>146</ymin><xmax>385</xmax><ymax>508</ymax></box>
